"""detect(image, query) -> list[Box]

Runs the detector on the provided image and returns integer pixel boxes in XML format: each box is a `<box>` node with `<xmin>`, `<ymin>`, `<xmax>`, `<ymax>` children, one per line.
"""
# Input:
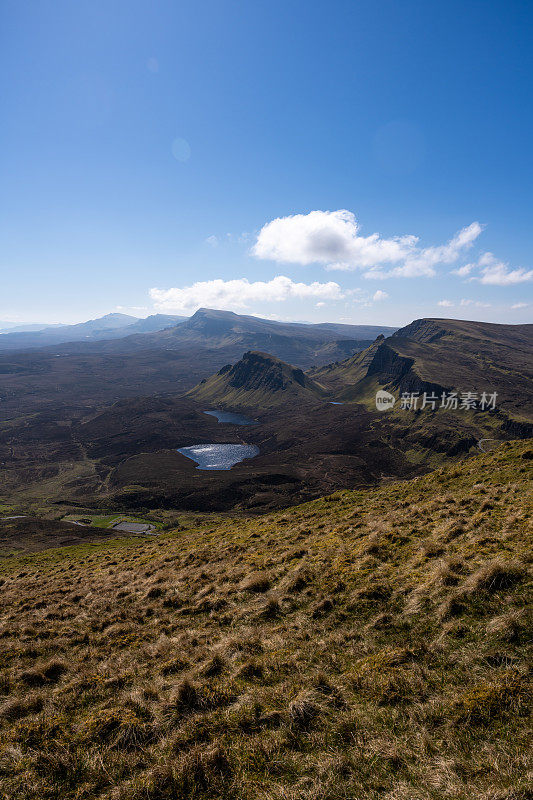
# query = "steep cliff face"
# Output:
<box><xmin>226</xmin><ymin>351</ymin><xmax>310</xmax><ymax>392</ymax></box>
<box><xmin>312</xmin><ymin>318</ymin><xmax>533</xmax><ymax>421</ymax></box>
<box><xmin>365</xmin><ymin>341</ymin><xmax>448</xmax><ymax>396</ymax></box>
<box><xmin>310</xmin><ymin>335</ymin><xmax>386</xmax><ymax>391</ymax></box>
<box><xmin>391</xmin><ymin>318</ymin><xmax>448</xmax><ymax>343</ymax></box>
<box><xmin>187</xmin><ymin>351</ymin><xmax>326</xmax><ymax>410</ymax></box>
<box><xmin>317</xmin><ymin>335</ymin><xmax>449</xmax><ymax>399</ymax></box>
<box><xmin>365</xmin><ymin>341</ymin><xmax>414</xmax><ymax>384</ymax></box>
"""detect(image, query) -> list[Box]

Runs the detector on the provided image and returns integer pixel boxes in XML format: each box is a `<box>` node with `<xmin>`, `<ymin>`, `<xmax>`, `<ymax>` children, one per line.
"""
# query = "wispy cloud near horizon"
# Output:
<box><xmin>150</xmin><ymin>275</ymin><xmax>345</xmax><ymax>313</ymax></box>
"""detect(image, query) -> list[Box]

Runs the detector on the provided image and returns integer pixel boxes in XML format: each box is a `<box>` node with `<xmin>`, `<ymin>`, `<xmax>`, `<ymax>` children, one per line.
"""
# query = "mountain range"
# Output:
<box><xmin>1</xmin><ymin>313</ymin><xmax>531</xmax><ymax>514</ymax></box>
<box><xmin>0</xmin><ymin>313</ymin><xmax>187</xmax><ymax>350</ymax></box>
<box><xmin>0</xmin><ymin>321</ymin><xmax>66</xmax><ymax>334</ymax></box>
<box><xmin>0</xmin><ymin>308</ymin><xmax>396</xmax><ymax>359</ymax></box>
<box><xmin>0</xmin><ymin>309</ymin><xmax>396</xmax><ymax>421</ymax></box>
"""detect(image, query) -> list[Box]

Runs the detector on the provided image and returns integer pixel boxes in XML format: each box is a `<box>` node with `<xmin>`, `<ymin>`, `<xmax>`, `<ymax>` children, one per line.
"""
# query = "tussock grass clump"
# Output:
<box><xmin>260</xmin><ymin>597</ymin><xmax>282</xmax><ymax>619</ymax></box>
<box><xmin>19</xmin><ymin>659</ymin><xmax>67</xmax><ymax>687</ymax></box>
<box><xmin>464</xmin><ymin>559</ymin><xmax>527</xmax><ymax>594</ymax></box>
<box><xmin>83</xmin><ymin>706</ymin><xmax>153</xmax><ymax>749</ymax></box>
<box><xmin>112</xmin><ymin>746</ymin><xmax>232</xmax><ymax>800</ymax></box>
<box><xmin>0</xmin><ymin>440</ymin><xmax>531</xmax><ymax>799</ymax></box>
<box><xmin>19</xmin><ymin>668</ymin><xmax>48</xmax><ymax>687</ymax></box>
<box><xmin>486</xmin><ymin>610</ymin><xmax>528</xmax><ymax>642</ymax></box>
<box><xmin>240</xmin><ymin>572</ymin><xmax>272</xmax><ymax>592</ymax></box>
<box><xmin>288</xmin><ymin>690</ymin><xmax>321</xmax><ymax>729</ymax></box>
<box><xmin>164</xmin><ymin>678</ymin><xmax>200</xmax><ymax>718</ymax></box>
<box><xmin>281</xmin><ymin>566</ymin><xmax>313</xmax><ymax>593</ymax></box>
<box><xmin>453</xmin><ymin>671</ymin><xmax>531</xmax><ymax>724</ymax></box>
<box><xmin>0</xmin><ymin>694</ymin><xmax>44</xmax><ymax>721</ymax></box>
<box><xmin>311</xmin><ymin>597</ymin><xmax>334</xmax><ymax>617</ymax></box>
<box><xmin>235</xmin><ymin>659</ymin><xmax>263</xmax><ymax>680</ymax></box>
<box><xmin>348</xmin><ymin>647</ymin><xmax>427</xmax><ymax>705</ymax></box>
<box><xmin>146</xmin><ymin>585</ymin><xmax>164</xmax><ymax>599</ymax></box>
<box><xmin>8</xmin><ymin>713</ymin><xmax>69</xmax><ymax>747</ymax></box>
<box><xmin>200</xmin><ymin>654</ymin><xmax>225</xmax><ymax>677</ymax></box>
<box><xmin>437</xmin><ymin>591</ymin><xmax>468</xmax><ymax>621</ymax></box>
<box><xmin>160</xmin><ymin>656</ymin><xmax>188</xmax><ymax>676</ymax></box>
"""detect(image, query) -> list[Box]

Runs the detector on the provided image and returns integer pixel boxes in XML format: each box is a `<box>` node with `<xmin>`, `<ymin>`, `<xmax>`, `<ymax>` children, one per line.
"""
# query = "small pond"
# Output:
<box><xmin>204</xmin><ymin>409</ymin><xmax>257</xmax><ymax>425</ymax></box>
<box><xmin>177</xmin><ymin>443</ymin><xmax>260</xmax><ymax>470</ymax></box>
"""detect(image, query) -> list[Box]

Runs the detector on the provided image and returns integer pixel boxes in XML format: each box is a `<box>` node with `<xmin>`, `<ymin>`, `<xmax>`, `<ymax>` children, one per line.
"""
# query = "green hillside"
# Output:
<box><xmin>0</xmin><ymin>440</ymin><xmax>531</xmax><ymax>799</ymax></box>
<box><xmin>314</xmin><ymin>319</ymin><xmax>533</xmax><ymax>423</ymax></box>
<box><xmin>187</xmin><ymin>349</ymin><xmax>327</xmax><ymax>410</ymax></box>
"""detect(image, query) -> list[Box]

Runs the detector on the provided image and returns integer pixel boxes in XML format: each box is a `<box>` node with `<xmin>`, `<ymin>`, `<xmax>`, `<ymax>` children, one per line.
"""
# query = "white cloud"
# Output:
<box><xmin>252</xmin><ymin>209</ymin><xmax>483</xmax><ymax>278</ymax></box>
<box><xmin>149</xmin><ymin>275</ymin><xmax>345</xmax><ymax>313</ymax></box>
<box><xmin>478</xmin><ymin>257</ymin><xmax>533</xmax><ymax>285</ymax></box>
<box><xmin>478</xmin><ymin>252</ymin><xmax>495</xmax><ymax>266</ymax></box>
<box><xmin>438</xmin><ymin>300</ymin><xmax>453</xmax><ymax>307</ymax></box>
<box><xmin>205</xmin><ymin>235</ymin><xmax>218</xmax><ymax>247</ymax></box>
<box><xmin>511</xmin><ymin>302</ymin><xmax>529</xmax><ymax>309</ymax></box>
<box><xmin>372</xmin><ymin>290</ymin><xmax>389</xmax><ymax>301</ymax></box>
<box><xmin>253</xmin><ymin>210</ymin><xmax>416</xmax><ymax>269</ymax></box>
<box><xmin>452</xmin><ymin>263</ymin><xmax>475</xmax><ymax>277</ymax></box>
<box><xmin>460</xmin><ymin>299</ymin><xmax>492</xmax><ymax>308</ymax></box>
<box><xmin>389</xmin><ymin>222</ymin><xmax>483</xmax><ymax>278</ymax></box>
<box><xmin>454</xmin><ymin>252</ymin><xmax>533</xmax><ymax>286</ymax></box>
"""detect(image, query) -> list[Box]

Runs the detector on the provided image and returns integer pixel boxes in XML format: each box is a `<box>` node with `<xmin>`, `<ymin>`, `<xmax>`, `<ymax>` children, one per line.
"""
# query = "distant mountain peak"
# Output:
<box><xmin>0</xmin><ymin>307</ymin><xmax>395</xmax><ymax>361</ymax></box>
<box><xmin>99</xmin><ymin>312</ymin><xmax>137</xmax><ymax>321</ymax></box>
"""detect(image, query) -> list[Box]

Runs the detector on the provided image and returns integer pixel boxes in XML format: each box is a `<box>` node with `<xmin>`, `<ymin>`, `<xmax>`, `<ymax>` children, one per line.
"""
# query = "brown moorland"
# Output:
<box><xmin>0</xmin><ymin>440</ymin><xmax>531</xmax><ymax>799</ymax></box>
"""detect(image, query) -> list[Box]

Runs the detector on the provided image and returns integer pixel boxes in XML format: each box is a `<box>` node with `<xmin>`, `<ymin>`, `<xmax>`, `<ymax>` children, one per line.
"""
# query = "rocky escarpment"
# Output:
<box><xmin>365</xmin><ymin>341</ymin><xmax>449</xmax><ymax>397</ymax></box>
<box><xmin>391</xmin><ymin>318</ymin><xmax>448</xmax><ymax>344</ymax></box>
<box><xmin>226</xmin><ymin>351</ymin><xmax>310</xmax><ymax>392</ymax></box>
<box><xmin>187</xmin><ymin>351</ymin><xmax>326</xmax><ymax>410</ymax></box>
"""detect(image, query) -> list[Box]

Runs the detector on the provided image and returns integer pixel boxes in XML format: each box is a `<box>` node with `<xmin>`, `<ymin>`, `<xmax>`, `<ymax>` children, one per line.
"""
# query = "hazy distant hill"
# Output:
<box><xmin>0</xmin><ymin>322</ymin><xmax>66</xmax><ymax>334</ymax></box>
<box><xmin>0</xmin><ymin>313</ymin><xmax>186</xmax><ymax>350</ymax></box>
<box><xmin>107</xmin><ymin>313</ymin><xmax>188</xmax><ymax>334</ymax></box>
<box><xmin>69</xmin><ymin>308</ymin><xmax>395</xmax><ymax>367</ymax></box>
<box><xmin>0</xmin><ymin>308</ymin><xmax>396</xmax><ymax>366</ymax></box>
<box><xmin>158</xmin><ymin>308</ymin><xmax>396</xmax><ymax>348</ymax></box>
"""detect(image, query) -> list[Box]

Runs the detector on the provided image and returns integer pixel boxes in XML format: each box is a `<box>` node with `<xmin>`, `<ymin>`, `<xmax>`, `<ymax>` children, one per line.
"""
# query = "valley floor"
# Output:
<box><xmin>0</xmin><ymin>441</ymin><xmax>531</xmax><ymax>799</ymax></box>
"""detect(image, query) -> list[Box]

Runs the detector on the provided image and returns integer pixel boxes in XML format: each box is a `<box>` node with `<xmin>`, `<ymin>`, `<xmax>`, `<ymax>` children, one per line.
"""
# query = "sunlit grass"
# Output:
<box><xmin>0</xmin><ymin>441</ymin><xmax>530</xmax><ymax>799</ymax></box>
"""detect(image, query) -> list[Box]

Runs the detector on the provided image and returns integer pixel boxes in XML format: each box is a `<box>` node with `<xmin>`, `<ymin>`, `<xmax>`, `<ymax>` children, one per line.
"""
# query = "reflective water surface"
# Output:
<box><xmin>204</xmin><ymin>409</ymin><xmax>257</xmax><ymax>425</ymax></box>
<box><xmin>177</xmin><ymin>443</ymin><xmax>260</xmax><ymax>470</ymax></box>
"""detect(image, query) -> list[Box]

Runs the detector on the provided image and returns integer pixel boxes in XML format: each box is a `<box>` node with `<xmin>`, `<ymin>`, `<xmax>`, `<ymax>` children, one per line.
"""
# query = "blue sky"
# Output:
<box><xmin>1</xmin><ymin>0</ymin><xmax>532</xmax><ymax>326</ymax></box>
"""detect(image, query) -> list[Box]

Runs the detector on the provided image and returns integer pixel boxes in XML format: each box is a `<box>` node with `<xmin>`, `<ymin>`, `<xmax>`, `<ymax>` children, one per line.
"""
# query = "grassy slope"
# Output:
<box><xmin>314</xmin><ymin>320</ymin><xmax>533</xmax><ymax>423</ymax></box>
<box><xmin>310</xmin><ymin>337</ymin><xmax>384</xmax><ymax>395</ymax></box>
<box><xmin>186</xmin><ymin>352</ymin><xmax>327</xmax><ymax>411</ymax></box>
<box><xmin>0</xmin><ymin>442</ymin><xmax>531</xmax><ymax>800</ymax></box>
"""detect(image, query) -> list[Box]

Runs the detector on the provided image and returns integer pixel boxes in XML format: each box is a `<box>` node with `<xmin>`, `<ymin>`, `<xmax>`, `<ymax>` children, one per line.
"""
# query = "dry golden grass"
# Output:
<box><xmin>0</xmin><ymin>441</ymin><xmax>531</xmax><ymax>799</ymax></box>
